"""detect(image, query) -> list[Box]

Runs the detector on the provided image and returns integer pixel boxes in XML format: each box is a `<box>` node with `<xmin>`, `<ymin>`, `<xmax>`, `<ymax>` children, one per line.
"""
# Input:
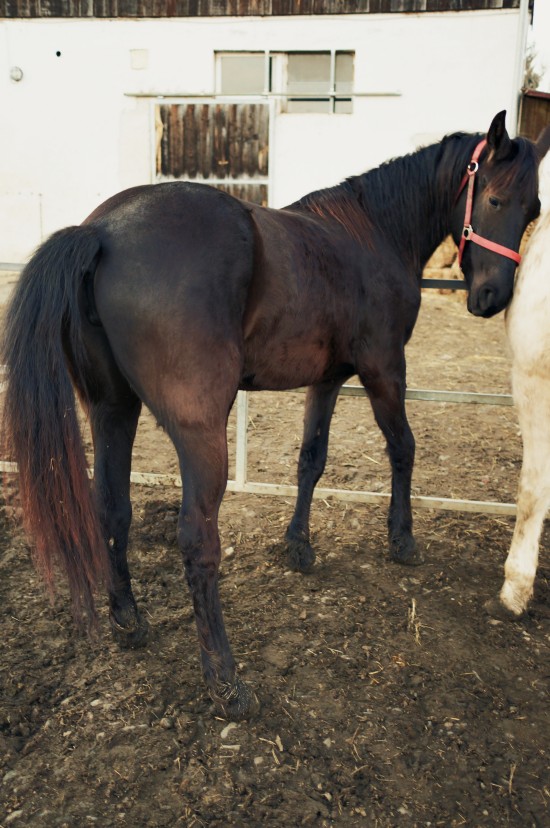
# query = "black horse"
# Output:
<box><xmin>3</xmin><ymin>112</ymin><xmax>549</xmax><ymax>718</ymax></box>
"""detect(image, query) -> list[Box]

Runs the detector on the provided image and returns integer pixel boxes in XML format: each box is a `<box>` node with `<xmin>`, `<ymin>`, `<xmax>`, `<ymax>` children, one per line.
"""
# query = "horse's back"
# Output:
<box><xmin>86</xmin><ymin>182</ymin><xmax>255</xmax><ymax>291</ymax></box>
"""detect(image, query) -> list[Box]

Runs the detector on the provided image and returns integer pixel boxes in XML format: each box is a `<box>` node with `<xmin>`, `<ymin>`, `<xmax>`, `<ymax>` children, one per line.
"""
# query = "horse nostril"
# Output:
<box><xmin>477</xmin><ymin>286</ymin><xmax>496</xmax><ymax>313</ymax></box>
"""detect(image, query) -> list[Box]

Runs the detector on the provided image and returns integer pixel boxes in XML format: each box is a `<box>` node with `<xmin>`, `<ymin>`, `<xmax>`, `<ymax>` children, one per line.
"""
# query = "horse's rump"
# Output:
<box><xmin>85</xmin><ymin>183</ymin><xmax>256</xmax><ymax>418</ymax></box>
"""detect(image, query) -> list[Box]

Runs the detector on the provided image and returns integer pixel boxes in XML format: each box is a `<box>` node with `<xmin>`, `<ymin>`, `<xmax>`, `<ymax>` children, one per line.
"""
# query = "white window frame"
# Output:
<box><xmin>215</xmin><ymin>50</ymin><xmax>354</xmax><ymax>114</ymax></box>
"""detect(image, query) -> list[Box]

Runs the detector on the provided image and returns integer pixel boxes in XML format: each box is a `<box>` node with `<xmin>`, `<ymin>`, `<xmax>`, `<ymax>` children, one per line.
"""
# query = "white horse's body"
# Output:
<box><xmin>497</xmin><ymin>207</ymin><xmax>550</xmax><ymax>616</ymax></box>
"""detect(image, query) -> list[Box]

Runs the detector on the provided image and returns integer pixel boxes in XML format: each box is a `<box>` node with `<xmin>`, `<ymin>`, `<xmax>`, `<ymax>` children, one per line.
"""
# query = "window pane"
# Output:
<box><xmin>219</xmin><ymin>54</ymin><xmax>265</xmax><ymax>95</ymax></box>
<box><xmin>335</xmin><ymin>52</ymin><xmax>354</xmax><ymax>94</ymax></box>
<box><xmin>334</xmin><ymin>98</ymin><xmax>353</xmax><ymax>115</ymax></box>
<box><xmin>286</xmin><ymin>52</ymin><xmax>330</xmax><ymax>113</ymax></box>
<box><xmin>286</xmin><ymin>53</ymin><xmax>330</xmax><ymax>96</ymax></box>
<box><xmin>286</xmin><ymin>98</ymin><xmax>331</xmax><ymax>114</ymax></box>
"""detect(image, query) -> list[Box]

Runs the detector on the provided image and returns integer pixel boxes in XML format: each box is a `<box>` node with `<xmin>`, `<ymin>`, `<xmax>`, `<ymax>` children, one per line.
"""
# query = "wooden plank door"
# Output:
<box><xmin>156</xmin><ymin>101</ymin><xmax>270</xmax><ymax>206</ymax></box>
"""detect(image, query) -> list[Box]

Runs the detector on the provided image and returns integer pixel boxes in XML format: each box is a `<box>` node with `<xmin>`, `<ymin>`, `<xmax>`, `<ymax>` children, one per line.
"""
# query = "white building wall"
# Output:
<box><xmin>0</xmin><ymin>11</ymin><xmax>522</xmax><ymax>262</ymax></box>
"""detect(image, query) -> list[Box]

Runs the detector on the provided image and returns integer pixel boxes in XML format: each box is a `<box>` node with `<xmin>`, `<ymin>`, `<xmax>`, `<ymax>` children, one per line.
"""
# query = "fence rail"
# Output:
<box><xmin>0</xmin><ymin>263</ymin><xmax>23</xmax><ymax>272</ymax></box>
<box><xmin>0</xmin><ymin>271</ymin><xmax>516</xmax><ymax>515</ymax></box>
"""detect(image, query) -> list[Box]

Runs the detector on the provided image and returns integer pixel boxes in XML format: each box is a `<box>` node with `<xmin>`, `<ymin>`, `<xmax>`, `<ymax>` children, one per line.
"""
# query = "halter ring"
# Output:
<box><xmin>462</xmin><ymin>225</ymin><xmax>473</xmax><ymax>239</ymax></box>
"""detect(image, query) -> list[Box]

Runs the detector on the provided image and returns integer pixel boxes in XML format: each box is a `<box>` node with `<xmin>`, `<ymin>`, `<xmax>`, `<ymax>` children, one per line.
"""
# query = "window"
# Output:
<box><xmin>286</xmin><ymin>52</ymin><xmax>353</xmax><ymax>114</ymax></box>
<box><xmin>216</xmin><ymin>51</ymin><xmax>354</xmax><ymax>114</ymax></box>
<box><xmin>218</xmin><ymin>53</ymin><xmax>267</xmax><ymax>95</ymax></box>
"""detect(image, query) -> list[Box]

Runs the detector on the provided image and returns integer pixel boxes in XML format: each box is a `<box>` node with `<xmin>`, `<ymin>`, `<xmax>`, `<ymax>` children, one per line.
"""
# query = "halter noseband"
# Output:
<box><xmin>456</xmin><ymin>139</ymin><xmax>522</xmax><ymax>268</ymax></box>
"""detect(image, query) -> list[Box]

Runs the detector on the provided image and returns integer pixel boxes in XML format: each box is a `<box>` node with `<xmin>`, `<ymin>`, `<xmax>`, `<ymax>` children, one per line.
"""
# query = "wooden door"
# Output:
<box><xmin>156</xmin><ymin>101</ymin><xmax>270</xmax><ymax>206</ymax></box>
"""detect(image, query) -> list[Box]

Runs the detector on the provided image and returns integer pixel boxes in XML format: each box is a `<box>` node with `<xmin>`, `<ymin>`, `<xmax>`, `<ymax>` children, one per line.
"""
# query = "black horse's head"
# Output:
<box><xmin>451</xmin><ymin>111</ymin><xmax>550</xmax><ymax>318</ymax></box>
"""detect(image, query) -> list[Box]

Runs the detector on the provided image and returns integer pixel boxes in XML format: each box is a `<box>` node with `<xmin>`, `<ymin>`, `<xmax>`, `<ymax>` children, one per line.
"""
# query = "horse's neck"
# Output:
<box><xmin>354</xmin><ymin>138</ymin><xmax>474</xmax><ymax>275</ymax></box>
<box><xmin>512</xmin><ymin>208</ymin><xmax>550</xmax><ymax>302</ymax></box>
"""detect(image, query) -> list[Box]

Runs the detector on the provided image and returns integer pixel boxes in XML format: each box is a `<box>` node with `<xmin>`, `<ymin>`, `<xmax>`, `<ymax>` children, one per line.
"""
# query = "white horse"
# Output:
<box><xmin>486</xmin><ymin>205</ymin><xmax>550</xmax><ymax>618</ymax></box>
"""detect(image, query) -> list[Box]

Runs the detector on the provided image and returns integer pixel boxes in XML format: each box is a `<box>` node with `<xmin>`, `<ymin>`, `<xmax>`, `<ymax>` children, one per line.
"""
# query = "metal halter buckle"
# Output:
<box><xmin>462</xmin><ymin>224</ymin><xmax>473</xmax><ymax>239</ymax></box>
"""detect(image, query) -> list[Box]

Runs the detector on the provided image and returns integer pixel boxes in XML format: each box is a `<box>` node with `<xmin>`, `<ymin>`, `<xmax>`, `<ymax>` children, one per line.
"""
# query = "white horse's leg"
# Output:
<box><xmin>496</xmin><ymin>368</ymin><xmax>550</xmax><ymax>616</ymax></box>
<box><xmin>491</xmin><ymin>207</ymin><xmax>550</xmax><ymax>619</ymax></box>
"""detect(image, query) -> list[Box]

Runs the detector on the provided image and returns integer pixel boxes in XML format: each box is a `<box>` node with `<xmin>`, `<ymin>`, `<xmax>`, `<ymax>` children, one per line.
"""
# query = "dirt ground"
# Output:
<box><xmin>1</xmin><ymin>281</ymin><xmax>549</xmax><ymax>827</ymax></box>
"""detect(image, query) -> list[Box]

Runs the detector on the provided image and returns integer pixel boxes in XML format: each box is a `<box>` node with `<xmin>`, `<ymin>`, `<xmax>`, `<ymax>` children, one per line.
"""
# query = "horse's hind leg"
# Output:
<box><xmin>171</xmin><ymin>418</ymin><xmax>256</xmax><ymax>719</ymax></box>
<box><xmin>359</xmin><ymin>354</ymin><xmax>421</xmax><ymax>565</ymax></box>
<box><xmin>285</xmin><ymin>379</ymin><xmax>348</xmax><ymax>571</ymax></box>
<box><xmin>77</xmin><ymin>322</ymin><xmax>145</xmax><ymax>646</ymax></box>
<box><xmin>87</xmin><ymin>392</ymin><xmax>147</xmax><ymax>646</ymax></box>
<box><xmin>486</xmin><ymin>368</ymin><xmax>550</xmax><ymax>618</ymax></box>
<box><xmin>89</xmin><ymin>394</ymin><xmax>147</xmax><ymax>646</ymax></box>
<box><xmin>73</xmin><ymin>321</ymin><xmax>149</xmax><ymax>647</ymax></box>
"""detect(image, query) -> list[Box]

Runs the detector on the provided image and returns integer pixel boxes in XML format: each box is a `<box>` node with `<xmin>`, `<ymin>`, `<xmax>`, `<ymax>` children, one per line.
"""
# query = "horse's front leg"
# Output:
<box><xmin>175</xmin><ymin>425</ymin><xmax>257</xmax><ymax>719</ymax></box>
<box><xmin>486</xmin><ymin>368</ymin><xmax>550</xmax><ymax>618</ymax></box>
<box><xmin>285</xmin><ymin>379</ymin><xmax>348</xmax><ymax>572</ymax></box>
<box><xmin>359</xmin><ymin>357</ymin><xmax>422</xmax><ymax>565</ymax></box>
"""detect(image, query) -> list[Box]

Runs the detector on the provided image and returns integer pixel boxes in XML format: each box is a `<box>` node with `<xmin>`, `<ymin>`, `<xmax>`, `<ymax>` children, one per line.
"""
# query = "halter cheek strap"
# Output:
<box><xmin>456</xmin><ymin>138</ymin><xmax>522</xmax><ymax>267</ymax></box>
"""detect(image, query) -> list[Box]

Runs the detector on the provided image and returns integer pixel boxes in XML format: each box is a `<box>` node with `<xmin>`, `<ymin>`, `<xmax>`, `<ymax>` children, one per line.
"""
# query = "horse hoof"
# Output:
<box><xmin>483</xmin><ymin>597</ymin><xmax>524</xmax><ymax>622</ymax></box>
<box><xmin>211</xmin><ymin>677</ymin><xmax>260</xmax><ymax>721</ymax></box>
<box><xmin>390</xmin><ymin>541</ymin><xmax>424</xmax><ymax>566</ymax></box>
<box><xmin>109</xmin><ymin>609</ymin><xmax>150</xmax><ymax>649</ymax></box>
<box><xmin>285</xmin><ymin>538</ymin><xmax>316</xmax><ymax>573</ymax></box>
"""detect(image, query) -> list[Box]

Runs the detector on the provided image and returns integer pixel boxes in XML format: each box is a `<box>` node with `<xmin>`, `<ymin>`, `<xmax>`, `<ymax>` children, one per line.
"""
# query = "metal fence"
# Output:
<box><xmin>0</xmin><ymin>269</ymin><xmax>516</xmax><ymax>516</ymax></box>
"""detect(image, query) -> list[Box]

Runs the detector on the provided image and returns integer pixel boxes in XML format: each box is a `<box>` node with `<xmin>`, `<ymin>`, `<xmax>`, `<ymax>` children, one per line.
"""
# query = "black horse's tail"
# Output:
<box><xmin>1</xmin><ymin>225</ymin><xmax>110</xmax><ymax>624</ymax></box>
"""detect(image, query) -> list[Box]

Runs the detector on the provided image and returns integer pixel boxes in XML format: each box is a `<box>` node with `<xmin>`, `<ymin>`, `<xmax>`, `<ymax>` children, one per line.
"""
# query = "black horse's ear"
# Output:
<box><xmin>535</xmin><ymin>124</ymin><xmax>550</xmax><ymax>162</ymax></box>
<box><xmin>487</xmin><ymin>110</ymin><xmax>512</xmax><ymax>161</ymax></box>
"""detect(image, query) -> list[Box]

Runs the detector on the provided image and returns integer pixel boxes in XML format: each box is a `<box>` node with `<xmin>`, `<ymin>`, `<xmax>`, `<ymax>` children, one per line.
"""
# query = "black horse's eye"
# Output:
<box><xmin>488</xmin><ymin>195</ymin><xmax>501</xmax><ymax>209</ymax></box>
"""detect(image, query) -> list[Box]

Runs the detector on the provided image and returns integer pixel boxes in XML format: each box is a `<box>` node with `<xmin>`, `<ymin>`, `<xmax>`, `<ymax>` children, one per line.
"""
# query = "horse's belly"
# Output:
<box><xmin>241</xmin><ymin>339</ymin><xmax>346</xmax><ymax>391</ymax></box>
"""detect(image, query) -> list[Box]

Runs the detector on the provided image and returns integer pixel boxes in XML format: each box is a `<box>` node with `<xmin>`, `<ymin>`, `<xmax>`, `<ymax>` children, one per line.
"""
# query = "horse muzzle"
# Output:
<box><xmin>467</xmin><ymin>280</ymin><xmax>514</xmax><ymax>318</ymax></box>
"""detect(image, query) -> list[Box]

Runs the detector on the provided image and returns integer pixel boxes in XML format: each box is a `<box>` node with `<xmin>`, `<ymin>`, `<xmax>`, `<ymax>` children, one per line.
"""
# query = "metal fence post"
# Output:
<box><xmin>234</xmin><ymin>390</ymin><xmax>249</xmax><ymax>490</ymax></box>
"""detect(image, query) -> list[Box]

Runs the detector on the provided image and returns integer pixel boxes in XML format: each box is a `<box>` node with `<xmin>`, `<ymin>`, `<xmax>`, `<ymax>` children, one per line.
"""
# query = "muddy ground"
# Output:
<box><xmin>1</xmin><ymin>282</ymin><xmax>549</xmax><ymax>827</ymax></box>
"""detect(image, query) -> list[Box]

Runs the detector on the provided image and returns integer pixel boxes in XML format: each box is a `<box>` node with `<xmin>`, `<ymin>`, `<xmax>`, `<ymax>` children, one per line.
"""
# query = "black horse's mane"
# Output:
<box><xmin>289</xmin><ymin>131</ymin><xmax>539</xmax><ymax>268</ymax></box>
<box><xmin>290</xmin><ymin>132</ymin><xmax>477</xmax><ymax>235</ymax></box>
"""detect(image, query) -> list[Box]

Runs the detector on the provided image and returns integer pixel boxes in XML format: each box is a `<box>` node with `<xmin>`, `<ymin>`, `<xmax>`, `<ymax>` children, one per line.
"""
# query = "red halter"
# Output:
<box><xmin>456</xmin><ymin>139</ymin><xmax>522</xmax><ymax>267</ymax></box>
